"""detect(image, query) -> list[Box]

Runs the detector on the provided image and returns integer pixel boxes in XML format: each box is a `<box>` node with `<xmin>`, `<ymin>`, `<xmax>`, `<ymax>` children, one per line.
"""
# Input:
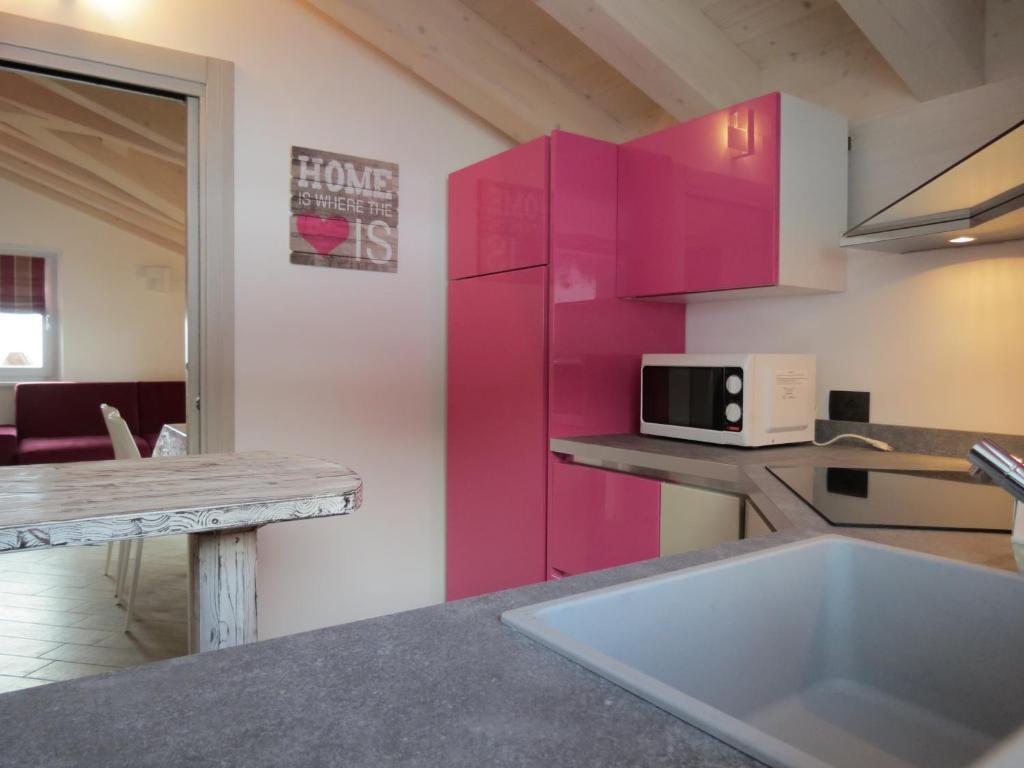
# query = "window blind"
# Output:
<box><xmin>0</xmin><ymin>255</ymin><xmax>46</xmax><ymax>314</ymax></box>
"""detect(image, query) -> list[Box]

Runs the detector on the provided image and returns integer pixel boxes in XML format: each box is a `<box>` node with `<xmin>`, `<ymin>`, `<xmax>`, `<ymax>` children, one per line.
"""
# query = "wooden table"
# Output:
<box><xmin>0</xmin><ymin>452</ymin><xmax>362</xmax><ymax>652</ymax></box>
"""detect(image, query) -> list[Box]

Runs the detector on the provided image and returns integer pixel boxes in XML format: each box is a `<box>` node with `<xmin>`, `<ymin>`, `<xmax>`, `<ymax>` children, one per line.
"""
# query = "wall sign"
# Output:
<box><xmin>290</xmin><ymin>146</ymin><xmax>399</xmax><ymax>273</ymax></box>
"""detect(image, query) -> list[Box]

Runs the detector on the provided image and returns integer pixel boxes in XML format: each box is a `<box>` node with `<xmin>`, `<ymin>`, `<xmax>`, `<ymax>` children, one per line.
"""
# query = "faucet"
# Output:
<box><xmin>968</xmin><ymin>440</ymin><xmax>1024</xmax><ymax>573</ymax></box>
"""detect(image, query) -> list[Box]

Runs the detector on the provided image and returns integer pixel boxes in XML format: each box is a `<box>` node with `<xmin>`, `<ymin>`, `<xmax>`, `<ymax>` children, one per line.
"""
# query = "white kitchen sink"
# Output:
<box><xmin>502</xmin><ymin>536</ymin><xmax>1024</xmax><ymax>768</ymax></box>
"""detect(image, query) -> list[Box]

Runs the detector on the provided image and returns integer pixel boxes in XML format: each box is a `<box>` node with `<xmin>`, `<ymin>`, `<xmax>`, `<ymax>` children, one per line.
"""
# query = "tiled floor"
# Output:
<box><xmin>0</xmin><ymin>536</ymin><xmax>188</xmax><ymax>694</ymax></box>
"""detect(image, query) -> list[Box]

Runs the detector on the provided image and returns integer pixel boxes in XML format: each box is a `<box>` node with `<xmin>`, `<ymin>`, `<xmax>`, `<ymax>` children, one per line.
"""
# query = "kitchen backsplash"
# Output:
<box><xmin>816</xmin><ymin>420</ymin><xmax>1024</xmax><ymax>460</ymax></box>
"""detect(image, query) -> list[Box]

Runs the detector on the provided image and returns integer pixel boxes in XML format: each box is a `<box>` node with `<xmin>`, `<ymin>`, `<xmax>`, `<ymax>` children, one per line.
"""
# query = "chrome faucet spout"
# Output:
<box><xmin>968</xmin><ymin>440</ymin><xmax>1024</xmax><ymax>504</ymax></box>
<box><xmin>969</xmin><ymin>441</ymin><xmax>1024</xmax><ymax>575</ymax></box>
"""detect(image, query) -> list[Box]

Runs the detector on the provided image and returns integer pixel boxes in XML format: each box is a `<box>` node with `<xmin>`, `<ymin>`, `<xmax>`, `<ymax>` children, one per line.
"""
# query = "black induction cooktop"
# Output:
<box><xmin>767</xmin><ymin>466</ymin><xmax>1013</xmax><ymax>533</ymax></box>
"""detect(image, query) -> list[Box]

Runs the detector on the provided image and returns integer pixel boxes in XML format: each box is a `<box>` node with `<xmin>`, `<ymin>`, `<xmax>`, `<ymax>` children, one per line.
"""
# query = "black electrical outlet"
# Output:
<box><xmin>829</xmin><ymin>390</ymin><xmax>870</xmax><ymax>423</ymax></box>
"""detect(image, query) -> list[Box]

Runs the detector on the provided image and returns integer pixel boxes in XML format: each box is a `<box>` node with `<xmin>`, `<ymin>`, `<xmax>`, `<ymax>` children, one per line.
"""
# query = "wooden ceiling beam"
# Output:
<box><xmin>0</xmin><ymin>163</ymin><xmax>184</xmax><ymax>253</ymax></box>
<box><xmin>36</xmin><ymin>75</ymin><xmax>186</xmax><ymax>158</ymax></box>
<box><xmin>304</xmin><ymin>0</ymin><xmax>627</xmax><ymax>142</ymax></box>
<box><xmin>0</xmin><ymin>97</ymin><xmax>183</xmax><ymax>167</ymax></box>
<box><xmin>55</xmin><ymin>131</ymin><xmax>186</xmax><ymax>216</ymax></box>
<box><xmin>834</xmin><ymin>0</ymin><xmax>984</xmax><ymax>101</ymax></box>
<box><xmin>0</xmin><ymin>70</ymin><xmax>184</xmax><ymax>163</ymax></box>
<box><xmin>0</xmin><ymin>127</ymin><xmax>182</xmax><ymax>228</ymax></box>
<box><xmin>533</xmin><ymin>0</ymin><xmax>762</xmax><ymax>121</ymax></box>
<box><xmin>0</xmin><ymin>114</ymin><xmax>186</xmax><ymax>225</ymax></box>
<box><xmin>0</xmin><ymin>67</ymin><xmax>187</xmax><ymax>249</ymax></box>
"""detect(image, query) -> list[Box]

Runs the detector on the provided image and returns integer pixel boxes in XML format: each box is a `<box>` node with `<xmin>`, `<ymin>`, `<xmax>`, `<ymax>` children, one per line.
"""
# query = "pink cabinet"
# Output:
<box><xmin>549</xmin><ymin>131</ymin><xmax>685</xmax><ymax>439</ymax></box>
<box><xmin>619</xmin><ymin>92</ymin><xmax>780</xmax><ymax>296</ymax></box>
<box><xmin>618</xmin><ymin>92</ymin><xmax>847</xmax><ymax>300</ymax></box>
<box><xmin>448</xmin><ymin>136</ymin><xmax>549</xmax><ymax>280</ymax></box>
<box><xmin>447</xmin><ymin>93</ymin><xmax>844</xmax><ymax>596</ymax></box>
<box><xmin>548</xmin><ymin>460</ymin><xmax>661</xmax><ymax>578</ymax></box>
<box><xmin>446</xmin><ymin>266</ymin><xmax>548</xmax><ymax>601</ymax></box>
<box><xmin>447</xmin><ymin>132</ymin><xmax>685</xmax><ymax>601</ymax></box>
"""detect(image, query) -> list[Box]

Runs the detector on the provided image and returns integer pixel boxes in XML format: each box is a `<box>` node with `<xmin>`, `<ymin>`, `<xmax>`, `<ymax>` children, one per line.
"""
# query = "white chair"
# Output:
<box><xmin>101</xmin><ymin>404</ymin><xmax>128</xmax><ymax>582</ymax></box>
<box><xmin>101</xmin><ymin>403</ymin><xmax>121</xmax><ymax>579</ymax></box>
<box><xmin>100</xmin><ymin>404</ymin><xmax>144</xmax><ymax>633</ymax></box>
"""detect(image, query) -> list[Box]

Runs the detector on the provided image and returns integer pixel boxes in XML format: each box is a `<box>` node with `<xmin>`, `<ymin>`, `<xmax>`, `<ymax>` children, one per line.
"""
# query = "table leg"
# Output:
<box><xmin>189</xmin><ymin>528</ymin><xmax>258</xmax><ymax>652</ymax></box>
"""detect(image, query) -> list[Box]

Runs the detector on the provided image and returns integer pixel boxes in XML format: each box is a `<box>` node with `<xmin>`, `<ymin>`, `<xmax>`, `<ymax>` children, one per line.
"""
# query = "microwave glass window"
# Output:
<box><xmin>643</xmin><ymin>367</ymin><xmax>722</xmax><ymax>429</ymax></box>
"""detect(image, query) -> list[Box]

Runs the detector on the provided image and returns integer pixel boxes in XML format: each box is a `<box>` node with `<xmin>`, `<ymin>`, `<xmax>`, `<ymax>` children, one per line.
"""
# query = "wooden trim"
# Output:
<box><xmin>198</xmin><ymin>58</ymin><xmax>235</xmax><ymax>452</ymax></box>
<box><xmin>0</xmin><ymin>11</ymin><xmax>235</xmax><ymax>453</ymax></box>
<box><xmin>0</xmin><ymin>12</ymin><xmax>206</xmax><ymax>91</ymax></box>
<box><xmin>186</xmin><ymin>96</ymin><xmax>202</xmax><ymax>455</ymax></box>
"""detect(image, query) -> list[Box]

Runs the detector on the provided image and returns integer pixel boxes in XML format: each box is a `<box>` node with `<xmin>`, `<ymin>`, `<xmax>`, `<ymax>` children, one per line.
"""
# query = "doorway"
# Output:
<box><xmin>0</xmin><ymin>64</ymin><xmax>191</xmax><ymax>688</ymax></box>
<box><xmin>0</xmin><ymin>13</ymin><xmax>234</xmax><ymax>690</ymax></box>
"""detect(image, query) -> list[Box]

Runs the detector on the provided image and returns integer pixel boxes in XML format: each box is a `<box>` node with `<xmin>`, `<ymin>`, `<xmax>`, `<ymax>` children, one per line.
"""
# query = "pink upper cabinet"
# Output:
<box><xmin>548</xmin><ymin>131</ymin><xmax>685</xmax><ymax>439</ymax></box>
<box><xmin>618</xmin><ymin>93</ymin><xmax>847</xmax><ymax>300</ymax></box>
<box><xmin>618</xmin><ymin>93</ymin><xmax>780</xmax><ymax>297</ymax></box>
<box><xmin>448</xmin><ymin>137</ymin><xmax>549</xmax><ymax>280</ymax></box>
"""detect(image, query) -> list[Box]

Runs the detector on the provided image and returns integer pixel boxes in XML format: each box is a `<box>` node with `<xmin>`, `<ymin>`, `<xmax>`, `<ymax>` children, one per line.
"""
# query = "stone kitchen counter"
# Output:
<box><xmin>551</xmin><ymin>433</ymin><xmax>1017</xmax><ymax>571</ymax></box>
<box><xmin>0</xmin><ymin>437</ymin><xmax>1016</xmax><ymax>767</ymax></box>
<box><xmin>0</xmin><ymin>532</ymin><xmax>819</xmax><ymax>768</ymax></box>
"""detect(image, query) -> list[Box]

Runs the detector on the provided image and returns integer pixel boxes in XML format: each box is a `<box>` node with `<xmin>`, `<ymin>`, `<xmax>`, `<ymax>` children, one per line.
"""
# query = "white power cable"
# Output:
<box><xmin>813</xmin><ymin>433</ymin><xmax>895</xmax><ymax>452</ymax></box>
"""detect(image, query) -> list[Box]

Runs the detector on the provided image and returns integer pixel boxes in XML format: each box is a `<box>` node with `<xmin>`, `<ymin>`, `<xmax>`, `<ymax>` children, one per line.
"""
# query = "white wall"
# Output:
<box><xmin>0</xmin><ymin>176</ymin><xmax>186</xmax><ymax>422</ymax></box>
<box><xmin>0</xmin><ymin>0</ymin><xmax>510</xmax><ymax>636</ymax></box>
<box><xmin>686</xmin><ymin>241</ymin><xmax>1024</xmax><ymax>435</ymax></box>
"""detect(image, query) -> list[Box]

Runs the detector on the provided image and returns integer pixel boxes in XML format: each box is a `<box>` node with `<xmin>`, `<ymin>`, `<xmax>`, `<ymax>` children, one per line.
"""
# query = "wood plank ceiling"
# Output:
<box><xmin>0</xmin><ymin>68</ymin><xmax>187</xmax><ymax>253</ymax></box>
<box><xmin>308</xmin><ymin>0</ymin><xmax>1024</xmax><ymax>144</ymax></box>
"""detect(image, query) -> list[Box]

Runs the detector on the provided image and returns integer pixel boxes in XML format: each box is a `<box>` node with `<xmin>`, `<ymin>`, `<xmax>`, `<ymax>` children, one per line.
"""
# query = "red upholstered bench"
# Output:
<box><xmin>0</xmin><ymin>381</ymin><xmax>185</xmax><ymax>465</ymax></box>
<box><xmin>137</xmin><ymin>381</ymin><xmax>188</xmax><ymax>456</ymax></box>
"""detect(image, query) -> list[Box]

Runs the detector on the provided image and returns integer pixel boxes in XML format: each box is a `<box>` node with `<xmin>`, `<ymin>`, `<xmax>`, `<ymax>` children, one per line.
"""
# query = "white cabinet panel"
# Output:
<box><xmin>660</xmin><ymin>483</ymin><xmax>742</xmax><ymax>556</ymax></box>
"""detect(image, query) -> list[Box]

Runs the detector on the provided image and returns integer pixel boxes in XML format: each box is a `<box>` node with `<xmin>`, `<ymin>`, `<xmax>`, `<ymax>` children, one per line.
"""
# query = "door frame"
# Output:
<box><xmin>0</xmin><ymin>12</ymin><xmax>235</xmax><ymax>452</ymax></box>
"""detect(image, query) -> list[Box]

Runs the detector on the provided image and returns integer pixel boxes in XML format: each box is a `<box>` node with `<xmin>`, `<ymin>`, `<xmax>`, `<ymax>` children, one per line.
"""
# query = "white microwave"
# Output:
<box><xmin>640</xmin><ymin>353</ymin><xmax>816</xmax><ymax>447</ymax></box>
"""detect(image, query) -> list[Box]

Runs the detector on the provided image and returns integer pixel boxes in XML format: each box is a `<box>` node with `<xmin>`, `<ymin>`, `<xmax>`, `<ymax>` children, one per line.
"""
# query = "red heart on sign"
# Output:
<box><xmin>296</xmin><ymin>214</ymin><xmax>350</xmax><ymax>256</ymax></box>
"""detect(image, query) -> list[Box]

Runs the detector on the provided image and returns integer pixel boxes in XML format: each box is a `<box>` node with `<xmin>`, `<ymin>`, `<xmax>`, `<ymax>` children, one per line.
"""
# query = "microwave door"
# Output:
<box><xmin>643</xmin><ymin>366</ymin><xmax>723</xmax><ymax>430</ymax></box>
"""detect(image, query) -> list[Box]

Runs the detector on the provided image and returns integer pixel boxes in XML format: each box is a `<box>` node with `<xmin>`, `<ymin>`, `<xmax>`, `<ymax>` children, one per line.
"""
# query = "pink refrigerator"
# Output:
<box><xmin>447</xmin><ymin>131</ymin><xmax>685</xmax><ymax>600</ymax></box>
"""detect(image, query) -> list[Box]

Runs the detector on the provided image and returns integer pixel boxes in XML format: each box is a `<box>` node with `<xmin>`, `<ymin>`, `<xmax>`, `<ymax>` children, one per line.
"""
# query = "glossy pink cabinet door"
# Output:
<box><xmin>548</xmin><ymin>460</ymin><xmax>660</xmax><ymax>578</ymax></box>
<box><xmin>549</xmin><ymin>131</ymin><xmax>685</xmax><ymax>439</ymax></box>
<box><xmin>618</xmin><ymin>92</ymin><xmax>780</xmax><ymax>297</ymax></box>
<box><xmin>447</xmin><ymin>266</ymin><xmax>548</xmax><ymax>600</ymax></box>
<box><xmin>448</xmin><ymin>137</ymin><xmax>549</xmax><ymax>280</ymax></box>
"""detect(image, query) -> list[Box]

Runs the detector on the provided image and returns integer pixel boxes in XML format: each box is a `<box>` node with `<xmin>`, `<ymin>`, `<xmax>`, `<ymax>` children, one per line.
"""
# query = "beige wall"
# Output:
<box><xmin>0</xmin><ymin>176</ymin><xmax>186</xmax><ymax>422</ymax></box>
<box><xmin>686</xmin><ymin>241</ymin><xmax>1024</xmax><ymax>435</ymax></box>
<box><xmin>0</xmin><ymin>0</ymin><xmax>510</xmax><ymax>636</ymax></box>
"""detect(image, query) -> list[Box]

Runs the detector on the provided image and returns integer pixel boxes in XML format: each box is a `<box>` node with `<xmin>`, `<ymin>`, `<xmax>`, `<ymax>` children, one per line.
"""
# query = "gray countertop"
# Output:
<box><xmin>0</xmin><ymin>532</ymin><xmax>815</xmax><ymax>768</ymax></box>
<box><xmin>551</xmin><ymin>433</ymin><xmax>1016</xmax><ymax>571</ymax></box>
<box><xmin>0</xmin><ymin>435</ymin><xmax>1015</xmax><ymax>766</ymax></box>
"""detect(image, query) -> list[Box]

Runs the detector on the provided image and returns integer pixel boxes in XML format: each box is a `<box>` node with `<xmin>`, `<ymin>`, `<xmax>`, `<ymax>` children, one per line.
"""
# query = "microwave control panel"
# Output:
<box><xmin>723</xmin><ymin>367</ymin><xmax>743</xmax><ymax>431</ymax></box>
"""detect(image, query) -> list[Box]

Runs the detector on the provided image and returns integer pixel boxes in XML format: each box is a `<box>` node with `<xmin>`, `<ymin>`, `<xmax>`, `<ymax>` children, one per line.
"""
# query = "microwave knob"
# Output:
<box><xmin>725</xmin><ymin>403</ymin><xmax>742</xmax><ymax>423</ymax></box>
<box><xmin>725</xmin><ymin>374</ymin><xmax>743</xmax><ymax>395</ymax></box>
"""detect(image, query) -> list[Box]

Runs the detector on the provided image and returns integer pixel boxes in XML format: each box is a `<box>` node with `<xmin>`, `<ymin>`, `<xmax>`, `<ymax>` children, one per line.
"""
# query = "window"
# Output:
<box><xmin>0</xmin><ymin>251</ymin><xmax>59</xmax><ymax>381</ymax></box>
